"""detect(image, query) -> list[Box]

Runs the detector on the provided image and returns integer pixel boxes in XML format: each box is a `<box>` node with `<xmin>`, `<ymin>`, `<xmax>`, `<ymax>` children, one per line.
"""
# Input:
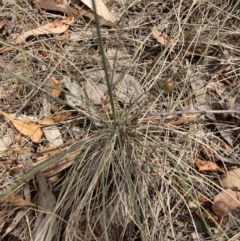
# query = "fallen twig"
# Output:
<box><xmin>148</xmin><ymin>109</ymin><xmax>240</xmax><ymax>117</ymax></box>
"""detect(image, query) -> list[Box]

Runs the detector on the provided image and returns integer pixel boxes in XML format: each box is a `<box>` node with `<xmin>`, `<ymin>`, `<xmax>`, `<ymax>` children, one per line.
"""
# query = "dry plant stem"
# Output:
<box><xmin>0</xmin><ymin>129</ymin><xmax>108</xmax><ymax>198</ymax></box>
<box><xmin>148</xmin><ymin>109</ymin><xmax>240</xmax><ymax>117</ymax></box>
<box><xmin>91</xmin><ymin>0</ymin><xmax>117</xmax><ymax>123</ymax></box>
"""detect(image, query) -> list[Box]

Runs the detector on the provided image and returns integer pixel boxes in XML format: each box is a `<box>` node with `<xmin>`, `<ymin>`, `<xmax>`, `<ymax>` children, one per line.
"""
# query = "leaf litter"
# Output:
<box><xmin>152</xmin><ymin>26</ymin><xmax>175</xmax><ymax>48</ymax></box>
<box><xmin>34</xmin><ymin>0</ymin><xmax>116</xmax><ymax>27</ymax></box>
<box><xmin>0</xmin><ymin>110</ymin><xmax>42</xmax><ymax>143</ymax></box>
<box><xmin>195</xmin><ymin>159</ymin><xmax>225</xmax><ymax>173</ymax></box>
<box><xmin>32</xmin><ymin>173</ymin><xmax>56</xmax><ymax>241</ymax></box>
<box><xmin>0</xmin><ymin>0</ymin><xmax>240</xmax><ymax>240</ymax></box>
<box><xmin>187</xmin><ymin>61</ymin><xmax>234</xmax><ymax>146</ymax></box>
<box><xmin>63</xmin><ymin>70</ymin><xmax>144</xmax><ymax>125</ymax></box>
<box><xmin>16</xmin><ymin>16</ymin><xmax>75</xmax><ymax>44</ymax></box>
<box><xmin>63</xmin><ymin>70</ymin><xmax>143</xmax><ymax>107</ymax></box>
<box><xmin>33</xmin><ymin>0</ymin><xmax>78</xmax><ymax>15</ymax></box>
<box><xmin>80</xmin><ymin>0</ymin><xmax>116</xmax><ymax>26</ymax></box>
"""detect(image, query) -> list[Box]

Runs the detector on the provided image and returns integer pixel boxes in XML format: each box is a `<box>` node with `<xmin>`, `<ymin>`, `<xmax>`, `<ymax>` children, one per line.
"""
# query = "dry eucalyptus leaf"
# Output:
<box><xmin>152</xmin><ymin>26</ymin><xmax>175</xmax><ymax>47</ymax></box>
<box><xmin>80</xmin><ymin>0</ymin><xmax>116</xmax><ymax>26</ymax></box>
<box><xmin>63</xmin><ymin>77</ymin><xmax>84</xmax><ymax>108</ymax></box>
<box><xmin>0</xmin><ymin>135</ymin><xmax>13</xmax><ymax>151</ymax></box>
<box><xmin>39</xmin><ymin>112</ymin><xmax>70</xmax><ymax>125</ymax></box>
<box><xmin>106</xmin><ymin>48</ymin><xmax>132</xmax><ymax>68</ymax></box>
<box><xmin>187</xmin><ymin>68</ymin><xmax>214</xmax><ymax>119</ymax></box>
<box><xmin>63</xmin><ymin>71</ymin><xmax>143</xmax><ymax>126</ymax></box>
<box><xmin>0</xmin><ymin>46</ymin><xmax>14</xmax><ymax>53</ymax></box>
<box><xmin>170</xmin><ymin>115</ymin><xmax>204</xmax><ymax>125</ymax></box>
<box><xmin>35</xmin><ymin>172</ymin><xmax>56</xmax><ymax>211</ymax></box>
<box><xmin>43</xmin><ymin>126</ymin><xmax>63</xmax><ymax>146</ymax></box>
<box><xmin>72</xmin><ymin>126</ymin><xmax>83</xmax><ymax>139</ymax></box>
<box><xmin>195</xmin><ymin>159</ymin><xmax>225</xmax><ymax>173</ymax></box>
<box><xmin>39</xmin><ymin>117</ymin><xmax>55</xmax><ymax>125</ymax></box>
<box><xmin>219</xmin><ymin>168</ymin><xmax>240</xmax><ymax>189</ymax></box>
<box><xmin>16</xmin><ymin>16</ymin><xmax>74</xmax><ymax>44</ymax></box>
<box><xmin>82</xmin><ymin>70</ymin><xmax>143</xmax><ymax>105</ymax></box>
<box><xmin>187</xmin><ymin>61</ymin><xmax>233</xmax><ymax>146</ymax></box>
<box><xmin>64</xmin><ymin>71</ymin><xmax>143</xmax><ymax>107</ymax></box>
<box><xmin>84</xmin><ymin>81</ymin><xmax>108</xmax><ymax>105</ymax></box>
<box><xmin>71</xmin><ymin>2</ymin><xmax>108</xmax><ymax>25</ymax></box>
<box><xmin>33</xmin><ymin>0</ymin><xmax>78</xmax><ymax>14</ymax></box>
<box><xmin>214</xmin><ymin>188</ymin><xmax>240</xmax><ymax>210</ymax></box>
<box><xmin>114</xmin><ymin>73</ymin><xmax>143</xmax><ymax>104</ymax></box>
<box><xmin>50</xmin><ymin>77</ymin><xmax>61</xmax><ymax>97</ymax></box>
<box><xmin>228</xmin><ymin>90</ymin><xmax>240</xmax><ymax>114</ymax></box>
<box><xmin>0</xmin><ymin>110</ymin><xmax>42</xmax><ymax>143</ymax></box>
<box><xmin>63</xmin><ymin>76</ymin><xmax>102</xmax><ymax>125</ymax></box>
<box><xmin>0</xmin><ymin>20</ymin><xmax>6</xmax><ymax>30</ymax></box>
<box><xmin>33</xmin><ymin>173</ymin><xmax>56</xmax><ymax>241</ymax></box>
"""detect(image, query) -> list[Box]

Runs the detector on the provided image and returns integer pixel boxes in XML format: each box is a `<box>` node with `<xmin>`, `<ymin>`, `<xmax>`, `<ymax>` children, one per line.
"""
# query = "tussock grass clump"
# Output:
<box><xmin>0</xmin><ymin>0</ymin><xmax>240</xmax><ymax>240</ymax></box>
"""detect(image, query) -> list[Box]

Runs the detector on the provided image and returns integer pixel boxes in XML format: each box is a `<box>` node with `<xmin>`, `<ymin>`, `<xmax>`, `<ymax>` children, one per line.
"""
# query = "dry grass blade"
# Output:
<box><xmin>0</xmin><ymin>129</ymin><xmax>106</xmax><ymax>197</ymax></box>
<box><xmin>0</xmin><ymin>209</ymin><xmax>6</xmax><ymax>234</ymax></box>
<box><xmin>2</xmin><ymin>210</ymin><xmax>28</xmax><ymax>239</ymax></box>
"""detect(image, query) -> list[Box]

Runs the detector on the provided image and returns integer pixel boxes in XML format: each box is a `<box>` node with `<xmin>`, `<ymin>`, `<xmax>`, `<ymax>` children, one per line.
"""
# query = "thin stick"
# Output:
<box><xmin>148</xmin><ymin>109</ymin><xmax>240</xmax><ymax>117</ymax></box>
